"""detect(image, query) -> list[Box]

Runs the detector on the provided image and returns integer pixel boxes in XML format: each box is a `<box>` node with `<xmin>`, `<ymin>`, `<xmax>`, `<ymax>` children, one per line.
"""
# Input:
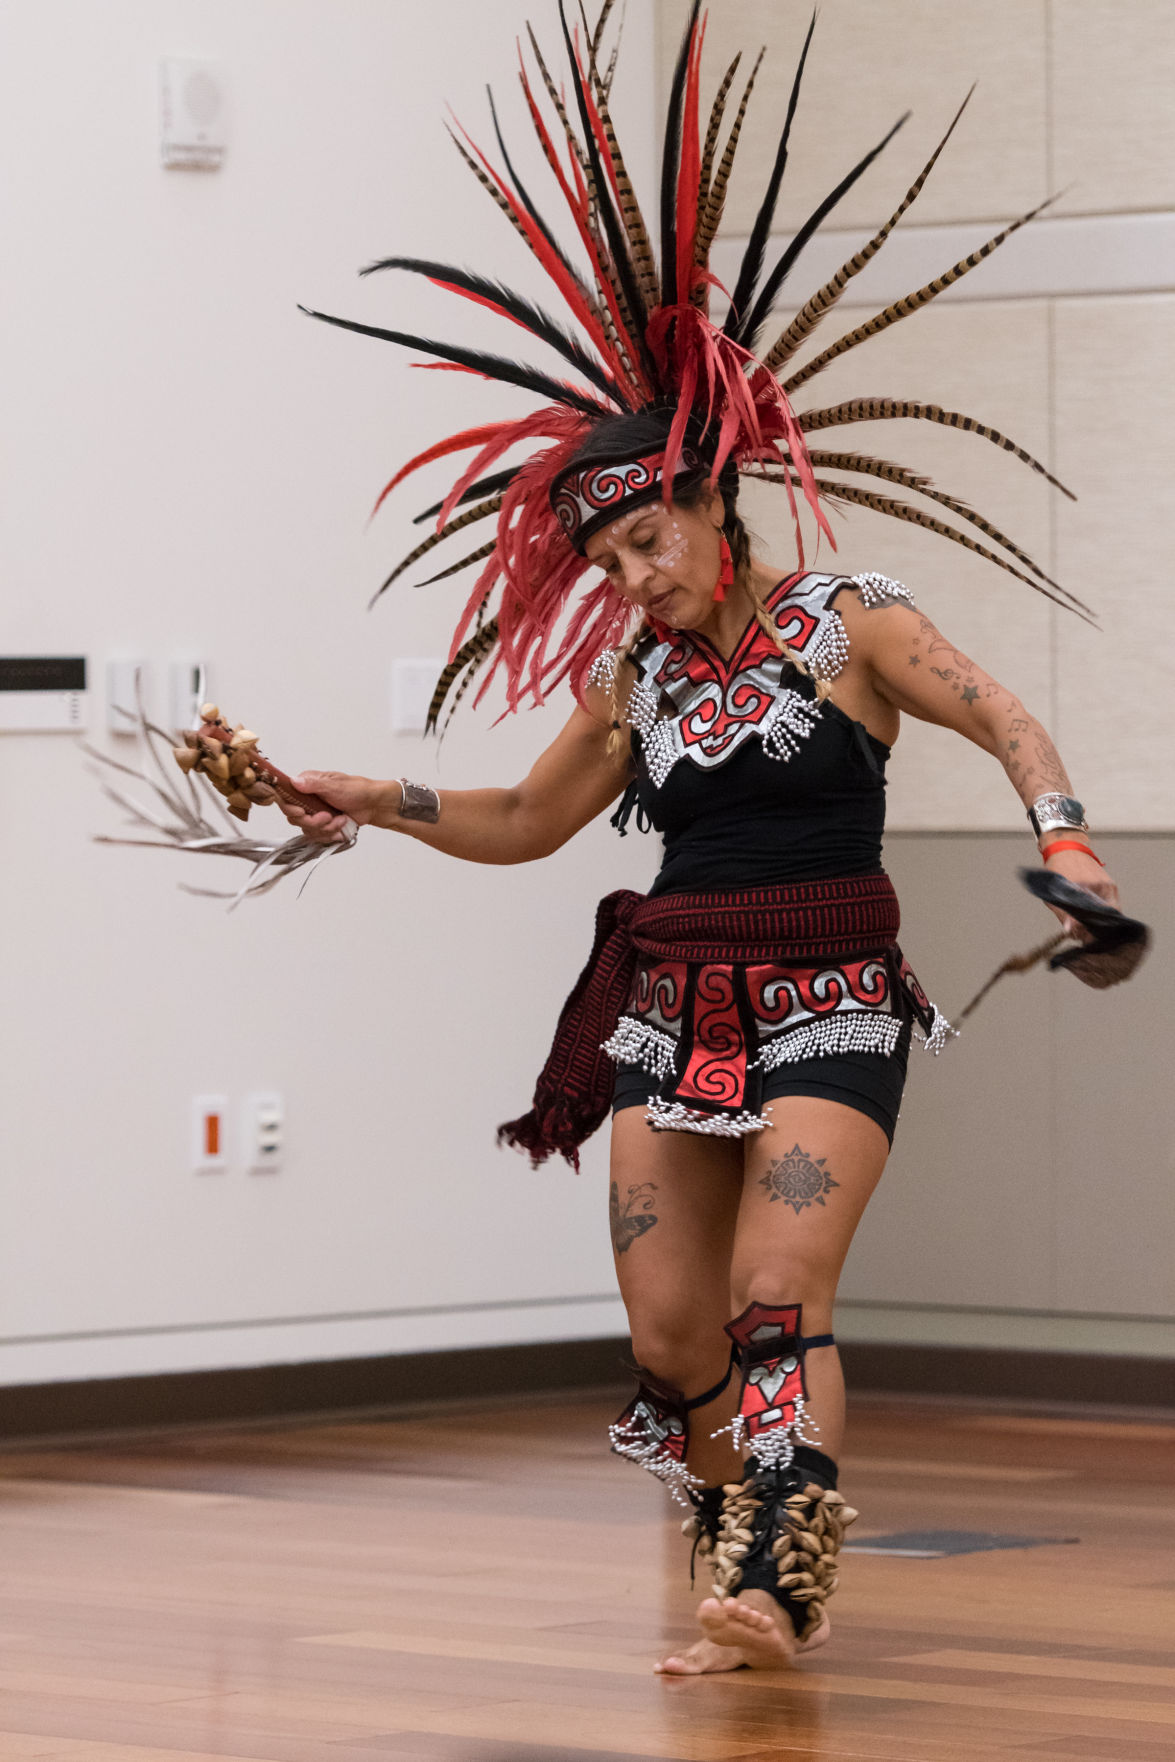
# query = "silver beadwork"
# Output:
<box><xmin>711</xmin><ymin>1393</ymin><xmax>821</xmax><ymax>1465</ymax></box>
<box><xmin>587</xmin><ymin>648</ymin><xmax>619</xmax><ymax>692</ymax></box>
<box><xmin>645</xmin><ymin>1096</ymin><xmax>773</xmax><ymax>1136</ymax></box>
<box><xmin>641</xmin><ymin>717</ymin><xmax>679</xmax><ymax>789</ymax></box>
<box><xmin>916</xmin><ymin>1006</ymin><xmax>957</xmax><ymax>1055</ymax></box>
<box><xmin>625</xmin><ymin>676</ymin><xmax>660</xmax><ymax>735</ymax></box>
<box><xmin>850</xmin><ymin>571</ymin><xmax>917</xmax><ymax>610</ymax></box>
<box><xmin>758</xmin><ymin>1012</ymin><xmax>904</xmax><ymax>1069</ymax></box>
<box><xmin>603</xmin><ymin>1019</ymin><xmax>677</xmax><ymax>1080</ymax></box>
<box><xmin>805</xmin><ymin>611</ymin><xmax>850</xmax><ymax>681</ymax></box>
<box><xmin>607</xmin><ymin>1409</ymin><xmax>701</xmax><ymax>1506</ymax></box>
<box><xmin>760</xmin><ymin>688</ymin><xmax>823</xmax><ymax>762</ymax></box>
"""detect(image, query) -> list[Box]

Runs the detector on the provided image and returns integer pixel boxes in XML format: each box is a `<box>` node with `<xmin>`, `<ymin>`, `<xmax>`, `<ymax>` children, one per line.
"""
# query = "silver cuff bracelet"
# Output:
<box><xmin>1027</xmin><ymin>792</ymin><xmax>1087</xmax><ymax>839</ymax></box>
<box><xmin>398</xmin><ymin>779</ymin><xmax>441</xmax><ymax>823</ymax></box>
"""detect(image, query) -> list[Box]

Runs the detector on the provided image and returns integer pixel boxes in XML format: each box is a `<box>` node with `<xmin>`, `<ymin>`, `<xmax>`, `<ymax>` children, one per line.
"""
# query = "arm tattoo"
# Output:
<box><xmin>999</xmin><ymin>701</ymin><xmax>1071</xmax><ymax>799</ymax></box>
<box><xmin>912</xmin><ymin>615</ymin><xmax>1074</xmax><ymax>801</ymax></box>
<box><xmin>759</xmin><ymin>1144</ymin><xmax>840</xmax><ymax>1215</ymax></box>
<box><xmin>916</xmin><ymin>618</ymin><xmax>985</xmax><ymax>706</ymax></box>
<box><xmin>609</xmin><ymin>1181</ymin><xmax>659</xmax><ymax>1253</ymax></box>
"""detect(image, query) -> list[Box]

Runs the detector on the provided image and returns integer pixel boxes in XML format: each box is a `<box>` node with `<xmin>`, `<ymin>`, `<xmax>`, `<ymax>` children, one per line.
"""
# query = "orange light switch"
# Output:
<box><xmin>192</xmin><ymin>1094</ymin><xmax>228</xmax><ymax>1173</ymax></box>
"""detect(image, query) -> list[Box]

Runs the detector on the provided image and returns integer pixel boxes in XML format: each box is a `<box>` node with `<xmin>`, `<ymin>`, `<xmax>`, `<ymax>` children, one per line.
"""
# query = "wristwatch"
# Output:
<box><xmin>1027</xmin><ymin>793</ymin><xmax>1088</xmax><ymax>839</ymax></box>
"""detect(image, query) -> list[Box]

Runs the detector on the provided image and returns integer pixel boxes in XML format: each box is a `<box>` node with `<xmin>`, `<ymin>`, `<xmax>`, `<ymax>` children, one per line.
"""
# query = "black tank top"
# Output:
<box><xmin>605</xmin><ymin>571</ymin><xmax>893</xmax><ymax>897</ymax></box>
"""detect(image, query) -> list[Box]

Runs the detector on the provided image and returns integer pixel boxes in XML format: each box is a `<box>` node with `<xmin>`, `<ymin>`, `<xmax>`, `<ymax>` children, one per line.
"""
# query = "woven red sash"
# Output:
<box><xmin>498</xmin><ymin>877</ymin><xmax>901</xmax><ymax>1170</ymax></box>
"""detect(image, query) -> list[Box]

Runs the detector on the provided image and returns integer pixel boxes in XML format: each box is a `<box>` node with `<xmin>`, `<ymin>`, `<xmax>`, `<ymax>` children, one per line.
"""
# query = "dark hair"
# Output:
<box><xmin>561</xmin><ymin>408</ymin><xmax>752</xmax><ymax>578</ymax></box>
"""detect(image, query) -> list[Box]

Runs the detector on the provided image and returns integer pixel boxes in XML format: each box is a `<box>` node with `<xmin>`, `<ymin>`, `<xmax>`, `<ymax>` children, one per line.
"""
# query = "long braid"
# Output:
<box><xmin>606</xmin><ymin>618</ymin><xmax>648</xmax><ymax>761</ymax></box>
<box><xmin>744</xmin><ymin>573</ymin><xmax>833</xmax><ymax>703</ymax></box>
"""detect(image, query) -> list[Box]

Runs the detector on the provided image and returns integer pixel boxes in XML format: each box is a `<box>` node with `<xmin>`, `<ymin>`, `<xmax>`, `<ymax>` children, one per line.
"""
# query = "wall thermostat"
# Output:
<box><xmin>160</xmin><ymin>59</ymin><xmax>227</xmax><ymax>170</ymax></box>
<box><xmin>0</xmin><ymin>657</ymin><xmax>88</xmax><ymax>732</ymax></box>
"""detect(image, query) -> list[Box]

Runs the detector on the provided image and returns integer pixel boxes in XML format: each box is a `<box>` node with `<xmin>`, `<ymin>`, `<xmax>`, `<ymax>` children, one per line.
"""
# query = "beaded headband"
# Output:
<box><xmin>551</xmin><ymin>448</ymin><xmax>702</xmax><ymax>553</ymax></box>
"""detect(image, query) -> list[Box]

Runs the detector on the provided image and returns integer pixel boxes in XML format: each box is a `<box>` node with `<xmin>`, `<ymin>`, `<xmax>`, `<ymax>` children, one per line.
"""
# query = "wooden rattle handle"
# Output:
<box><xmin>242</xmin><ymin>749</ymin><xmax>335</xmax><ymax>818</ymax></box>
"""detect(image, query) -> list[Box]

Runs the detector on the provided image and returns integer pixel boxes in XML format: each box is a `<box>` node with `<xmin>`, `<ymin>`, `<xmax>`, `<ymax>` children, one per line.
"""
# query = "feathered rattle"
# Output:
<box><xmin>87</xmin><ymin>685</ymin><xmax>356</xmax><ymax>907</ymax></box>
<box><xmin>173</xmin><ymin>703</ymin><xmax>336</xmax><ymax>823</ymax></box>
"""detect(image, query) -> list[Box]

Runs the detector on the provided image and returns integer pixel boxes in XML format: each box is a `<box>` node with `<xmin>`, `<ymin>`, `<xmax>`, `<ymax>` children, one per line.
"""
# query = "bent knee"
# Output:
<box><xmin>627</xmin><ymin>1317</ymin><xmax>729</xmax><ymax>1394</ymax></box>
<box><xmin>729</xmin><ymin>1257</ymin><xmax>839</xmax><ymax>1322</ymax></box>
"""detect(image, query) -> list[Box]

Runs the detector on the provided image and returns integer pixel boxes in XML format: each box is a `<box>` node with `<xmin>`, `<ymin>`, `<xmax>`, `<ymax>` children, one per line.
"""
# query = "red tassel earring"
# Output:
<box><xmin>714</xmin><ymin>534</ymin><xmax>734</xmax><ymax>603</ymax></box>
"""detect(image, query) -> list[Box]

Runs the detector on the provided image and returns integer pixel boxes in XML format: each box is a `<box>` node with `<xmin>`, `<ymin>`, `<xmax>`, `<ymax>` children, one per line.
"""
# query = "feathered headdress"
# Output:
<box><xmin>302</xmin><ymin>0</ymin><xmax>1088</xmax><ymax>733</ymax></box>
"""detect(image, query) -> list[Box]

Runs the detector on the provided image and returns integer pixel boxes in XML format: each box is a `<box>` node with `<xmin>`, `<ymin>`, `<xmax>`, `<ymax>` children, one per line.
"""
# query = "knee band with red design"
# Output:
<box><xmin>608</xmin><ymin>1357</ymin><xmax>735</xmax><ymax>1505</ymax></box>
<box><xmin>713</xmin><ymin>1301</ymin><xmax>833</xmax><ymax>1468</ymax></box>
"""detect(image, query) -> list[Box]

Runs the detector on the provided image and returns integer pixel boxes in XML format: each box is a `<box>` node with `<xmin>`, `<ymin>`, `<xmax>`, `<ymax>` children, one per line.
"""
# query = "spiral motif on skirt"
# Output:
<box><xmin>685</xmin><ymin>966</ymin><xmax>745</xmax><ymax>1105</ymax></box>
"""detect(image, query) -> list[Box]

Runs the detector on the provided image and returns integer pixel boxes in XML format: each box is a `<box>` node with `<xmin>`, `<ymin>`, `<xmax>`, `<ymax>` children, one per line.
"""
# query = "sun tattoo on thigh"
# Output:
<box><xmin>609</xmin><ymin>1181</ymin><xmax>659</xmax><ymax>1254</ymax></box>
<box><xmin>759</xmin><ymin>1145</ymin><xmax>840</xmax><ymax>1215</ymax></box>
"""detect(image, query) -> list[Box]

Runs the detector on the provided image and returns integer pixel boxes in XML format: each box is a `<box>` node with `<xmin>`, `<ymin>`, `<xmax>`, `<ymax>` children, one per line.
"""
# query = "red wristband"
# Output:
<box><xmin>1041</xmin><ymin>839</ymin><xmax>1104</xmax><ymax>866</ymax></box>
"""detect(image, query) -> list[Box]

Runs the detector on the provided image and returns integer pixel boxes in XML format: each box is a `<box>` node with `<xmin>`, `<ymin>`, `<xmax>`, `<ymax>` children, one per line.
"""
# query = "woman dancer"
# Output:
<box><xmin>284</xmin><ymin>4</ymin><xmax>1118</xmax><ymax>1673</ymax></box>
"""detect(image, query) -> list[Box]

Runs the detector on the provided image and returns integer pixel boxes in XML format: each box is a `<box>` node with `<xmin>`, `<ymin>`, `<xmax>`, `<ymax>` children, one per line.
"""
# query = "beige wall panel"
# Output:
<box><xmin>843</xmin><ymin>832</ymin><xmax>1172</xmax><ymax>1322</ymax></box>
<box><xmin>1051</xmin><ymin>0</ymin><xmax>1175</xmax><ymax>216</ymax></box>
<box><xmin>656</xmin><ymin>0</ymin><xmax>1048</xmax><ymax>235</ymax></box>
<box><xmin>1050</xmin><ymin>837</ymin><xmax>1175</xmax><ymax>1317</ymax></box>
<box><xmin>742</xmin><ymin>297</ymin><xmax>1058</xmax><ymax>828</ymax></box>
<box><xmin>1053</xmin><ymin>295</ymin><xmax>1175</xmax><ymax>828</ymax></box>
<box><xmin>841</xmin><ymin>834</ymin><xmax>1057</xmax><ymax>1308</ymax></box>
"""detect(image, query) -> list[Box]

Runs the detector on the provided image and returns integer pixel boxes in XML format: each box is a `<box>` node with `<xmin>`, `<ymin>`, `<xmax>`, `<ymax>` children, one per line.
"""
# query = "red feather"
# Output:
<box><xmin>451</xmin><ymin>107</ymin><xmax>634</xmax><ymax>397</ymax></box>
<box><xmin>674</xmin><ymin>13</ymin><xmax>706</xmax><ymax>308</ymax></box>
<box><xmin>370</xmin><ymin>422</ymin><xmax>511</xmax><ymax>519</ymax></box>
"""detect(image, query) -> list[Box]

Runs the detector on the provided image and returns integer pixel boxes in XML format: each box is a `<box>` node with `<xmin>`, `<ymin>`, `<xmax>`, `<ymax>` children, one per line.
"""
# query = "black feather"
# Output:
<box><xmin>556</xmin><ymin>0</ymin><xmax>655</xmax><ymax>373</ymax></box>
<box><xmin>723</xmin><ymin>10</ymin><xmax>816</xmax><ymax>339</ymax></box>
<box><xmin>737</xmin><ymin>114</ymin><xmax>908</xmax><ymax>351</ymax></box>
<box><xmin>361</xmin><ymin>256</ymin><xmax>622</xmax><ymax>402</ymax></box>
<box><xmin>413</xmin><ymin>467</ymin><xmax>521</xmax><ymax>525</ymax></box>
<box><xmin>297</xmin><ymin>307</ymin><xmax>607</xmax><ymax>418</ymax></box>
<box><xmin>659</xmin><ymin>0</ymin><xmax>702</xmax><ymax>309</ymax></box>
<box><xmin>415</xmin><ymin>539</ymin><xmax>496</xmax><ymax>587</ymax></box>
<box><xmin>484</xmin><ymin>87</ymin><xmax>595</xmax><ymax>308</ymax></box>
<box><xmin>371</xmin><ymin>494</ymin><xmax>503</xmax><ymax>607</ymax></box>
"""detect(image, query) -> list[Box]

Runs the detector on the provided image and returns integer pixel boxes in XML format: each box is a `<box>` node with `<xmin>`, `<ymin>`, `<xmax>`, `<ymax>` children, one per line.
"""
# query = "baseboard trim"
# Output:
<box><xmin>1</xmin><ymin>1337</ymin><xmax>1171</xmax><ymax>1446</ymax></box>
<box><xmin>0</xmin><ymin>1337</ymin><xmax>632</xmax><ymax>1447</ymax></box>
<box><xmin>840</xmin><ymin>1342</ymin><xmax>1175</xmax><ymax>1410</ymax></box>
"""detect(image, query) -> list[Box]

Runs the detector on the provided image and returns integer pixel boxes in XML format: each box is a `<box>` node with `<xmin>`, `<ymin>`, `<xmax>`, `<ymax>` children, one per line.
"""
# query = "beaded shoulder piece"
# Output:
<box><xmin>594</xmin><ymin>572</ymin><xmax>912</xmax><ymax>791</ymax></box>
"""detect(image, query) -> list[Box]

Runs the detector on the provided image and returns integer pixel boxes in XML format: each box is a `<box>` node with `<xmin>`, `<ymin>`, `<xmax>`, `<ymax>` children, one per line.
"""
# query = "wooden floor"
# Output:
<box><xmin>1</xmin><ymin>1393</ymin><xmax>1174</xmax><ymax>1762</ymax></box>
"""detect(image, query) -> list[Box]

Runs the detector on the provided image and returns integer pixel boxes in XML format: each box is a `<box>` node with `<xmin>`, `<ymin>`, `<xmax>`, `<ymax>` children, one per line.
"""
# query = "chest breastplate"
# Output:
<box><xmin>622</xmin><ymin>572</ymin><xmax>851</xmax><ymax>789</ymax></box>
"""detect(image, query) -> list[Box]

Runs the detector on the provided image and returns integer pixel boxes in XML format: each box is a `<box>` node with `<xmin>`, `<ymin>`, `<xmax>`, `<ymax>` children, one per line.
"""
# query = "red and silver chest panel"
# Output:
<box><xmin>624</xmin><ymin>572</ymin><xmax>852</xmax><ymax>789</ymax></box>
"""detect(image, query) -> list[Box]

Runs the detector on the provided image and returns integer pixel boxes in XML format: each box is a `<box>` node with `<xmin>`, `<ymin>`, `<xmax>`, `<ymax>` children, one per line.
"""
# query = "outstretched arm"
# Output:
<box><xmin>844</xmin><ymin>597</ymin><xmax>1118</xmax><ymax>914</ymax></box>
<box><xmin>280</xmin><ymin>687</ymin><xmax>631</xmax><ymax>865</ymax></box>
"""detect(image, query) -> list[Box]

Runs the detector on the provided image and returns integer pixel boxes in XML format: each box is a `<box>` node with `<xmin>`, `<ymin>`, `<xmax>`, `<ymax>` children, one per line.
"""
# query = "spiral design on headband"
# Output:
<box><xmin>583</xmin><ymin>458</ymin><xmax>656</xmax><ymax>509</ymax></box>
<box><xmin>552</xmin><ymin>448</ymin><xmax>702</xmax><ymax>548</ymax></box>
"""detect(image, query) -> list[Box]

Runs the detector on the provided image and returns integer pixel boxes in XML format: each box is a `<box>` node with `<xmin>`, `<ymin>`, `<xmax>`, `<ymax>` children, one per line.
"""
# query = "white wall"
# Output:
<box><xmin>0</xmin><ymin>0</ymin><xmax>659</xmax><ymax>1386</ymax></box>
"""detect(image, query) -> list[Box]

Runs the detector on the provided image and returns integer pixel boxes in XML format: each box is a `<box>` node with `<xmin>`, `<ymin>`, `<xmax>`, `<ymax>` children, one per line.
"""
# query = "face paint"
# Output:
<box><xmin>651</xmin><ymin>520</ymin><xmax>688</xmax><ymax>572</ymax></box>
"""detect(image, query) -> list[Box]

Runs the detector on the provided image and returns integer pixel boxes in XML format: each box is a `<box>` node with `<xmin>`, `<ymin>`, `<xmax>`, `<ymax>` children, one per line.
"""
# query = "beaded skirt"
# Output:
<box><xmin>601</xmin><ymin>877</ymin><xmax>951</xmax><ymax>1138</ymax></box>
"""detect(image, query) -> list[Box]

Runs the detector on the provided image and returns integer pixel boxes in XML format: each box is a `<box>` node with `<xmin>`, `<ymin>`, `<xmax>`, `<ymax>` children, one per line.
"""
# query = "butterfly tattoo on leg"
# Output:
<box><xmin>610</xmin><ymin>1181</ymin><xmax>660</xmax><ymax>1255</ymax></box>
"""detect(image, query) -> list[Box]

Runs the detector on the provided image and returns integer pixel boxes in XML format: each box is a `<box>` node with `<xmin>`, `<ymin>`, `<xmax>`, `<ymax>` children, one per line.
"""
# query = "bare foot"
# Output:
<box><xmin>656</xmin><ymin>1591</ymin><xmax>817</xmax><ymax>1675</ymax></box>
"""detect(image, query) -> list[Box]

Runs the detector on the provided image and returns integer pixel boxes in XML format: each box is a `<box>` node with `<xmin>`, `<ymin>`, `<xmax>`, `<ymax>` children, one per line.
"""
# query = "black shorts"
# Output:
<box><xmin>611</xmin><ymin>1021</ymin><xmax>911</xmax><ymax>1145</ymax></box>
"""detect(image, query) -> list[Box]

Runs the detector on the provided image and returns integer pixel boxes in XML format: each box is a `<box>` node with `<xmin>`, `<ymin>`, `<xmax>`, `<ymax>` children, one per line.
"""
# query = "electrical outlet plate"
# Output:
<box><xmin>243</xmin><ymin>1091</ymin><xmax>283</xmax><ymax>1174</ymax></box>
